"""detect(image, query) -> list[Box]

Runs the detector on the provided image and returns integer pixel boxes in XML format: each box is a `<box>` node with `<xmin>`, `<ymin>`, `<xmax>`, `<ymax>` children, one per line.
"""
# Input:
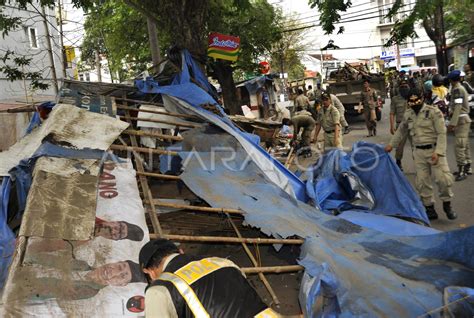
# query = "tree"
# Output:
<box><xmin>444</xmin><ymin>0</ymin><xmax>474</xmax><ymax>45</ymax></box>
<box><xmin>270</xmin><ymin>15</ymin><xmax>307</xmax><ymax>81</ymax></box>
<box><xmin>81</xmin><ymin>0</ymin><xmax>163</xmax><ymax>81</ymax></box>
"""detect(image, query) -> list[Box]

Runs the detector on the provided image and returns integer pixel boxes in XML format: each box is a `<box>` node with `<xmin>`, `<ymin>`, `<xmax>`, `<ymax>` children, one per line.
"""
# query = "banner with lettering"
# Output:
<box><xmin>207</xmin><ymin>32</ymin><xmax>241</xmax><ymax>62</ymax></box>
<box><xmin>1</xmin><ymin>159</ymin><xmax>150</xmax><ymax>316</ymax></box>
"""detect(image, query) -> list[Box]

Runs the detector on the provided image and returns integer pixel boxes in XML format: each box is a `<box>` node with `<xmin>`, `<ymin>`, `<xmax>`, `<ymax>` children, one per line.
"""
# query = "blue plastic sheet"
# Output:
<box><xmin>135</xmin><ymin>50</ymin><xmax>307</xmax><ymax>201</ymax></box>
<box><xmin>175</xmin><ymin>130</ymin><xmax>474</xmax><ymax>317</ymax></box>
<box><xmin>25</xmin><ymin>101</ymin><xmax>55</xmax><ymax>135</ymax></box>
<box><xmin>306</xmin><ymin>142</ymin><xmax>429</xmax><ymax>225</ymax></box>
<box><xmin>0</xmin><ymin>178</ymin><xmax>15</xmax><ymax>289</ymax></box>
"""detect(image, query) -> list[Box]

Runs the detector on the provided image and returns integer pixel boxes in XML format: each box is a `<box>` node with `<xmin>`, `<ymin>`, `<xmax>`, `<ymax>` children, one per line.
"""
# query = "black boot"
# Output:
<box><xmin>443</xmin><ymin>201</ymin><xmax>457</xmax><ymax>220</ymax></box>
<box><xmin>396</xmin><ymin>159</ymin><xmax>403</xmax><ymax>171</ymax></box>
<box><xmin>465</xmin><ymin>163</ymin><xmax>472</xmax><ymax>175</ymax></box>
<box><xmin>424</xmin><ymin>205</ymin><xmax>438</xmax><ymax>220</ymax></box>
<box><xmin>455</xmin><ymin>165</ymin><xmax>467</xmax><ymax>181</ymax></box>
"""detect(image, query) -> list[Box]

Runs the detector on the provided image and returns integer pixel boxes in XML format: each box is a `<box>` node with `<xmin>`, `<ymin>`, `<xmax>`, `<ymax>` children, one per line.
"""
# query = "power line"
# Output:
<box><xmin>295</xmin><ymin>39</ymin><xmax>433</xmax><ymax>51</ymax></box>
<box><xmin>282</xmin><ymin>8</ymin><xmax>413</xmax><ymax>33</ymax></box>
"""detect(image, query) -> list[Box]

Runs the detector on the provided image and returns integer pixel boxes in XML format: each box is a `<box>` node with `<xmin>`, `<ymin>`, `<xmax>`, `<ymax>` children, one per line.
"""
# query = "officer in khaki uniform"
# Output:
<box><xmin>389</xmin><ymin>80</ymin><xmax>410</xmax><ymax>170</ymax></box>
<box><xmin>282</xmin><ymin>110</ymin><xmax>315</xmax><ymax>154</ymax></box>
<box><xmin>359</xmin><ymin>79</ymin><xmax>378</xmax><ymax>137</ymax></box>
<box><xmin>447</xmin><ymin>70</ymin><xmax>472</xmax><ymax>181</ymax></box>
<box><xmin>385</xmin><ymin>88</ymin><xmax>457</xmax><ymax>220</ymax></box>
<box><xmin>293</xmin><ymin>88</ymin><xmax>310</xmax><ymax>113</ymax></box>
<box><xmin>330</xmin><ymin>93</ymin><xmax>350</xmax><ymax>134</ymax></box>
<box><xmin>313</xmin><ymin>92</ymin><xmax>342</xmax><ymax>150</ymax></box>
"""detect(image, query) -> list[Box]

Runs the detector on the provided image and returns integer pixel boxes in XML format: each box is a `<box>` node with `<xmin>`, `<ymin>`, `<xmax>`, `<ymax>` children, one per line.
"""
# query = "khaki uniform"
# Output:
<box><xmin>390</xmin><ymin>104</ymin><xmax>454</xmax><ymax>206</ymax></box>
<box><xmin>291</xmin><ymin>114</ymin><xmax>315</xmax><ymax>147</ymax></box>
<box><xmin>449</xmin><ymin>83</ymin><xmax>472</xmax><ymax>166</ymax></box>
<box><xmin>390</xmin><ymin>95</ymin><xmax>408</xmax><ymax>160</ymax></box>
<box><xmin>360</xmin><ymin>88</ymin><xmax>377</xmax><ymax>133</ymax></box>
<box><xmin>316</xmin><ymin>104</ymin><xmax>342</xmax><ymax>149</ymax></box>
<box><xmin>330</xmin><ymin>94</ymin><xmax>348</xmax><ymax>128</ymax></box>
<box><xmin>294</xmin><ymin>94</ymin><xmax>310</xmax><ymax>112</ymax></box>
<box><xmin>307</xmin><ymin>90</ymin><xmax>315</xmax><ymax>101</ymax></box>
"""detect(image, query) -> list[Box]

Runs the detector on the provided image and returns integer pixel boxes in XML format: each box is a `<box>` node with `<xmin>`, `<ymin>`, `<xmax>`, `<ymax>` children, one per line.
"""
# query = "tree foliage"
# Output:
<box><xmin>270</xmin><ymin>15</ymin><xmax>307</xmax><ymax>81</ymax></box>
<box><xmin>444</xmin><ymin>0</ymin><xmax>474</xmax><ymax>45</ymax></box>
<box><xmin>81</xmin><ymin>0</ymin><xmax>164</xmax><ymax>81</ymax></box>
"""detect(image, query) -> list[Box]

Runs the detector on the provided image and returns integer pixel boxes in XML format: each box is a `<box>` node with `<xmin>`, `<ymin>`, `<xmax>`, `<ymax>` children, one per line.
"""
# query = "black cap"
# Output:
<box><xmin>139</xmin><ymin>239</ymin><xmax>178</xmax><ymax>269</ymax></box>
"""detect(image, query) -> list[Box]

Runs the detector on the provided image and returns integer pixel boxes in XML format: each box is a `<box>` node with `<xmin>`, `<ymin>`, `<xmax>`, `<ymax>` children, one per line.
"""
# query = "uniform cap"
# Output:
<box><xmin>423</xmin><ymin>80</ymin><xmax>433</xmax><ymax>92</ymax></box>
<box><xmin>447</xmin><ymin>70</ymin><xmax>461</xmax><ymax>81</ymax></box>
<box><xmin>460</xmin><ymin>71</ymin><xmax>466</xmax><ymax>77</ymax></box>
<box><xmin>139</xmin><ymin>239</ymin><xmax>178</xmax><ymax>269</ymax></box>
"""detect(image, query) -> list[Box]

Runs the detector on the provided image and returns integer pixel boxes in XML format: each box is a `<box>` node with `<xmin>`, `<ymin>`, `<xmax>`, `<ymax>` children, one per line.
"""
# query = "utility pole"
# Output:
<box><xmin>95</xmin><ymin>50</ymin><xmax>102</xmax><ymax>82</ymax></box>
<box><xmin>57</xmin><ymin>0</ymin><xmax>67</xmax><ymax>78</ymax></box>
<box><xmin>396</xmin><ymin>43</ymin><xmax>401</xmax><ymax>71</ymax></box>
<box><xmin>146</xmin><ymin>17</ymin><xmax>161</xmax><ymax>73</ymax></box>
<box><xmin>41</xmin><ymin>6</ymin><xmax>58</xmax><ymax>94</ymax></box>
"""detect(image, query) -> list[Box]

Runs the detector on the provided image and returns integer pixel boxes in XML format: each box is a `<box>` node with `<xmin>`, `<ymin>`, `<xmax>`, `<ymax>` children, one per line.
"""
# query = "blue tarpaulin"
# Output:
<box><xmin>0</xmin><ymin>178</ymin><xmax>15</xmax><ymax>289</ymax></box>
<box><xmin>135</xmin><ymin>50</ymin><xmax>307</xmax><ymax>201</ymax></box>
<box><xmin>171</xmin><ymin>128</ymin><xmax>474</xmax><ymax>317</ymax></box>
<box><xmin>306</xmin><ymin>142</ymin><xmax>429</xmax><ymax>225</ymax></box>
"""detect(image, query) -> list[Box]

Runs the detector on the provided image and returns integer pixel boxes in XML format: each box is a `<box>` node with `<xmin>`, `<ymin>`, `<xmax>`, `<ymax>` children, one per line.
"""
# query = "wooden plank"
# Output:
<box><xmin>110</xmin><ymin>144</ymin><xmax>179</xmax><ymax>156</ymax></box>
<box><xmin>147</xmin><ymin>200</ymin><xmax>244</xmax><ymax>215</ymax></box>
<box><xmin>241</xmin><ymin>265</ymin><xmax>304</xmax><ymax>274</ymax></box>
<box><xmin>123</xmin><ymin>129</ymin><xmax>183</xmax><ymax>141</ymax></box>
<box><xmin>119</xmin><ymin>116</ymin><xmax>201</xmax><ymax>128</ymax></box>
<box><xmin>137</xmin><ymin>171</ymin><xmax>181</xmax><ymax>180</ymax></box>
<box><xmin>156</xmin><ymin>234</ymin><xmax>305</xmax><ymax>244</ymax></box>
<box><xmin>117</xmin><ymin>104</ymin><xmax>199</xmax><ymax>120</ymax></box>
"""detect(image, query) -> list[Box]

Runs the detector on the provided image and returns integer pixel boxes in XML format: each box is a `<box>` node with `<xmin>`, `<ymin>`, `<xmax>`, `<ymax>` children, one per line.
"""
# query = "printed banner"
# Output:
<box><xmin>1</xmin><ymin>159</ymin><xmax>150</xmax><ymax>316</ymax></box>
<box><xmin>208</xmin><ymin>32</ymin><xmax>240</xmax><ymax>62</ymax></box>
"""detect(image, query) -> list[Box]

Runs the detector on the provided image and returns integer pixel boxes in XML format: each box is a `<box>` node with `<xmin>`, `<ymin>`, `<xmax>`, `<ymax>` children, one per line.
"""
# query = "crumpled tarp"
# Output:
<box><xmin>306</xmin><ymin>142</ymin><xmax>429</xmax><ymax>225</ymax></box>
<box><xmin>0</xmin><ymin>178</ymin><xmax>15</xmax><ymax>289</ymax></box>
<box><xmin>135</xmin><ymin>49</ymin><xmax>307</xmax><ymax>201</ymax></box>
<box><xmin>0</xmin><ymin>104</ymin><xmax>129</xmax><ymax>176</ymax></box>
<box><xmin>173</xmin><ymin>128</ymin><xmax>474</xmax><ymax>317</ymax></box>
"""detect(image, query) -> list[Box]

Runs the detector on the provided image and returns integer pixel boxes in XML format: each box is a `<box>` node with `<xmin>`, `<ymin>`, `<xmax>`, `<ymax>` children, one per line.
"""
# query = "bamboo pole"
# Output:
<box><xmin>285</xmin><ymin>147</ymin><xmax>295</xmax><ymax>168</ymax></box>
<box><xmin>226</xmin><ymin>213</ymin><xmax>280</xmax><ymax>305</ymax></box>
<box><xmin>148</xmin><ymin>200</ymin><xmax>244</xmax><ymax>215</ymax></box>
<box><xmin>119</xmin><ymin>116</ymin><xmax>201</xmax><ymax>128</ymax></box>
<box><xmin>122</xmin><ymin>104</ymin><xmax>163</xmax><ymax>236</ymax></box>
<box><xmin>123</xmin><ymin>129</ymin><xmax>183</xmax><ymax>141</ymax></box>
<box><xmin>137</xmin><ymin>171</ymin><xmax>180</xmax><ymax>180</ymax></box>
<box><xmin>155</xmin><ymin>234</ymin><xmax>305</xmax><ymax>245</ymax></box>
<box><xmin>0</xmin><ymin>105</ymin><xmax>36</xmax><ymax>113</ymax></box>
<box><xmin>117</xmin><ymin>104</ymin><xmax>199</xmax><ymax>120</ymax></box>
<box><xmin>110</xmin><ymin>144</ymin><xmax>179</xmax><ymax>156</ymax></box>
<box><xmin>114</xmin><ymin>97</ymin><xmax>165</xmax><ymax>106</ymax></box>
<box><xmin>241</xmin><ymin>265</ymin><xmax>304</xmax><ymax>274</ymax></box>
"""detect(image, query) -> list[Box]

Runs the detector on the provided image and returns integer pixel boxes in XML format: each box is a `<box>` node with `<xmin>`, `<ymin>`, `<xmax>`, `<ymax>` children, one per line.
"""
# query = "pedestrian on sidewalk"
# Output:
<box><xmin>385</xmin><ymin>88</ymin><xmax>457</xmax><ymax>220</ymax></box>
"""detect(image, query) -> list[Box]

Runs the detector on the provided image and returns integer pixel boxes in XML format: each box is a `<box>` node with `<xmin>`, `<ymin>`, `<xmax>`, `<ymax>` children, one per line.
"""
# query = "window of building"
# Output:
<box><xmin>79</xmin><ymin>74</ymin><xmax>84</xmax><ymax>81</ymax></box>
<box><xmin>85</xmin><ymin>72</ymin><xmax>90</xmax><ymax>81</ymax></box>
<box><xmin>28</xmin><ymin>28</ymin><xmax>38</xmax><ymax>49</ymax></box>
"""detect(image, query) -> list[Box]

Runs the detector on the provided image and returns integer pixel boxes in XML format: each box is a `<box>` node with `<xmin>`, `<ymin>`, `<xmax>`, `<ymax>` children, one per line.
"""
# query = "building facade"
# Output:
<box><xmin>0</xmin><ymin>3</ymin><xmax>64</xmax><ymax>100</ymax></box>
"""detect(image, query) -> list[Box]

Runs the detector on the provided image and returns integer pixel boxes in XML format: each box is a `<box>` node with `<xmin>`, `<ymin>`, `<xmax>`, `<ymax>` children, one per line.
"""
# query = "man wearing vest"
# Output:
<box><xmin>139</xmin><ymin>239</ymin><xmax>280</xmax><ymax>317</ymax></box>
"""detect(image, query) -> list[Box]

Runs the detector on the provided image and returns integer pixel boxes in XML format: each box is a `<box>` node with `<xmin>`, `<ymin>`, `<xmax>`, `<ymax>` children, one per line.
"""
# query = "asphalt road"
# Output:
<box><xmin>340</xmin><ymin>99</ymin><xmax>474</xmax><ymax>232</ymax></box>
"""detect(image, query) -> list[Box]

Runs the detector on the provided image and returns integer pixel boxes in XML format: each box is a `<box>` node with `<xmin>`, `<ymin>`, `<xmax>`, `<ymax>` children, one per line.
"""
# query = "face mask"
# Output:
<box><xmin>408</xmin><ymin>96</ymin><xmax>423</xmax><ymax>114</ymax></box>
<box><xmin>399</xmin><ymin>87</ymin><xmax>410</xmax><ymax>98</ymax></box>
